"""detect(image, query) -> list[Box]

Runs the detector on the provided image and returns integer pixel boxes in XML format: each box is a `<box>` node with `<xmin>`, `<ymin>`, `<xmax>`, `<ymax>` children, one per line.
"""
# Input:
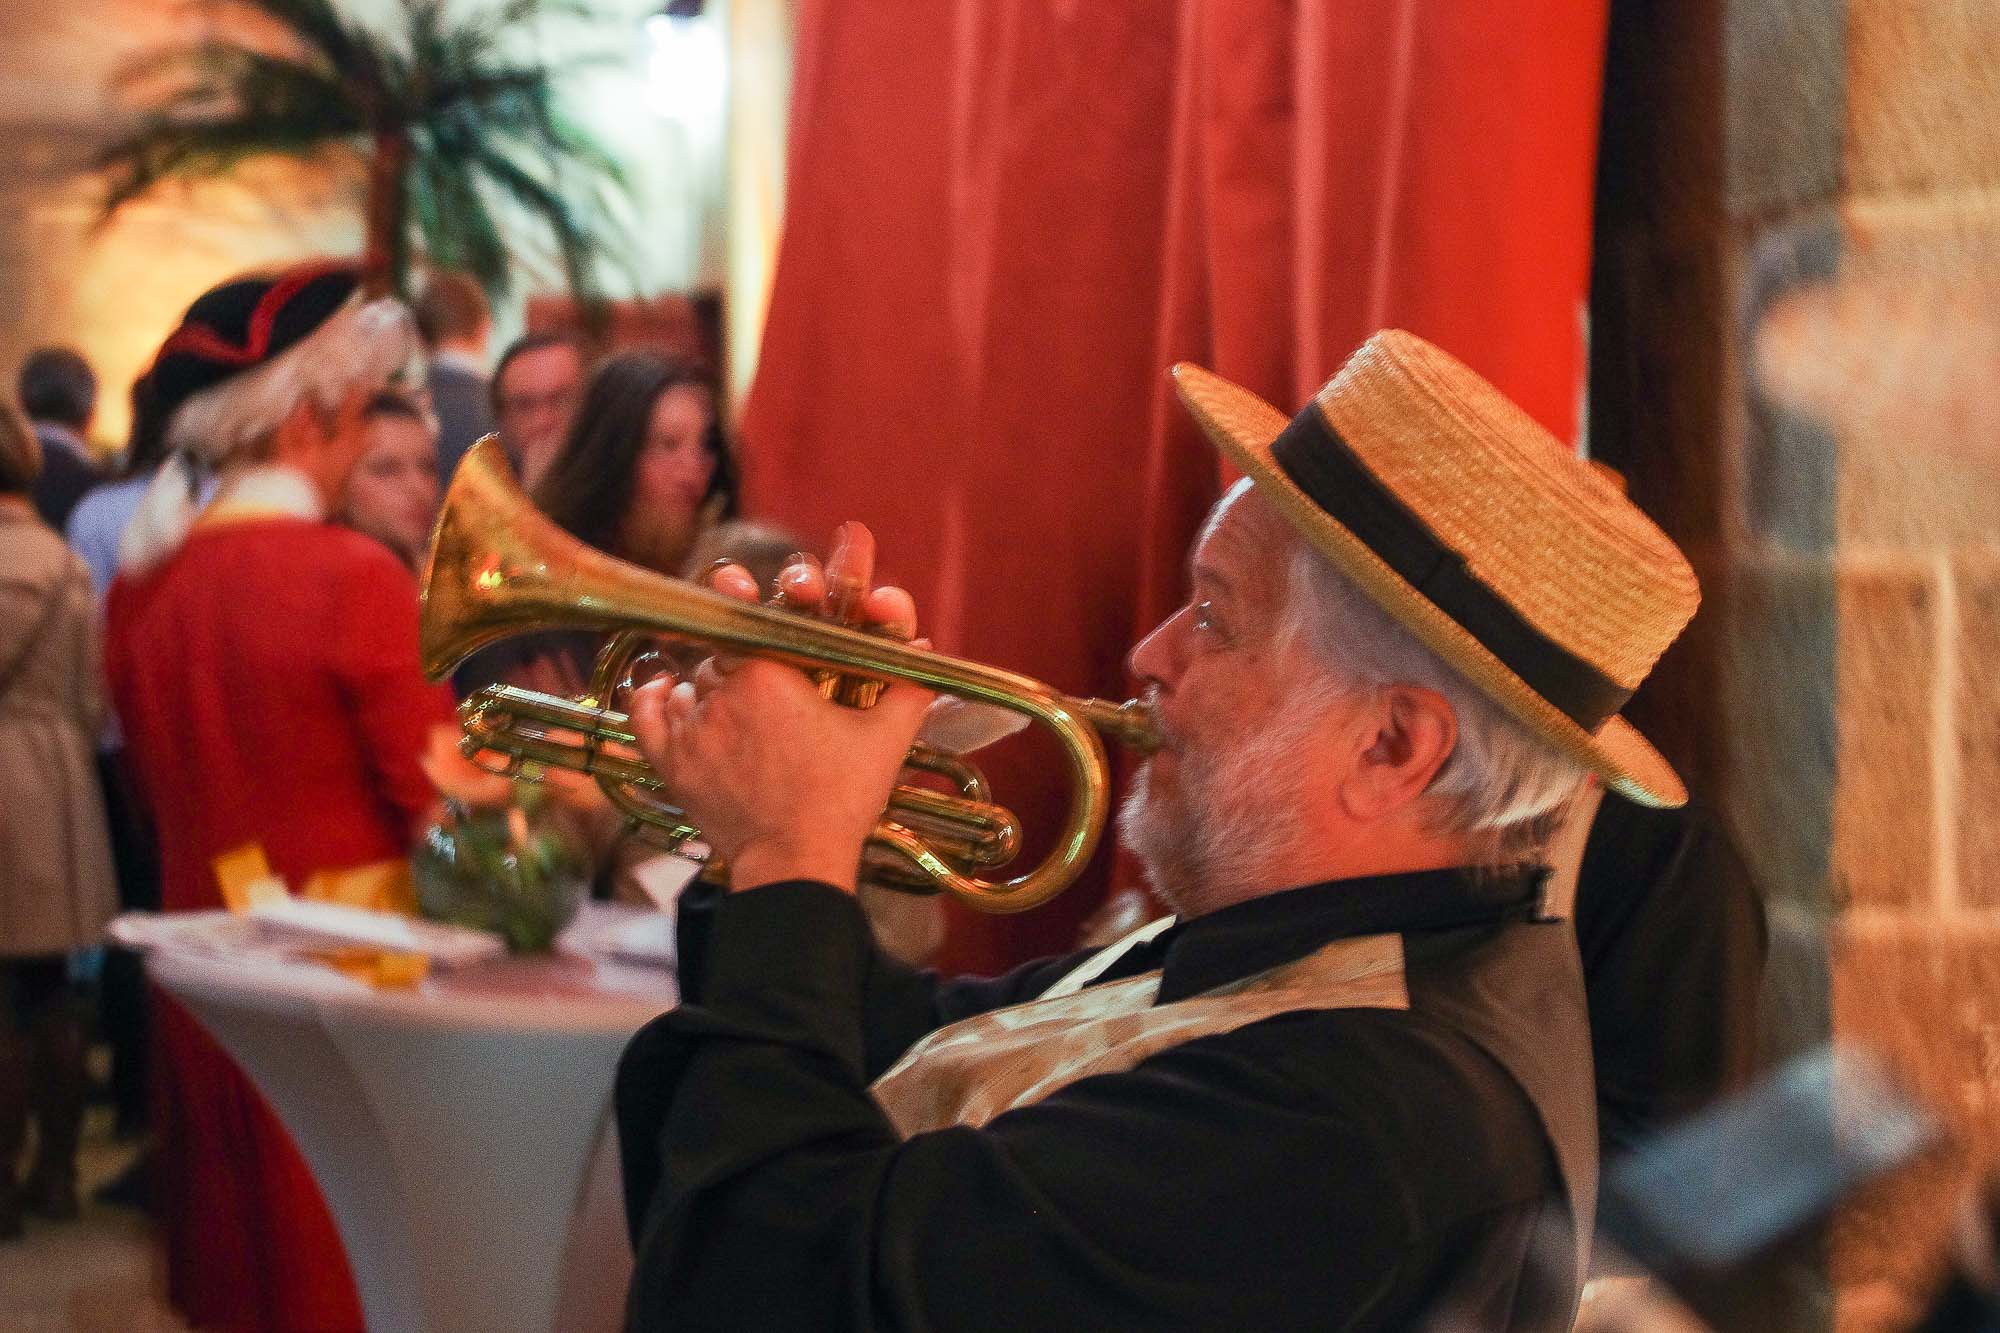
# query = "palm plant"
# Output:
<box><xmin>96</xmin><ymin>0</ymin><xmax>631</xmax><ymax>302</ymax></box>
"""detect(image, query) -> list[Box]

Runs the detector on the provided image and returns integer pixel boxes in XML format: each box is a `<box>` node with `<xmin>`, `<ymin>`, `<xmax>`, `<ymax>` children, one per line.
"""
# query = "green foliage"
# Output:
<box><xmin>96</xmin><ymin>0</ymin><xmax>631</xmax><ymax>303</ymax></box>
<box><xmin>413</xmin><ymin>795</ymin><xmax>589</xmax><ymax>954</ymax></box>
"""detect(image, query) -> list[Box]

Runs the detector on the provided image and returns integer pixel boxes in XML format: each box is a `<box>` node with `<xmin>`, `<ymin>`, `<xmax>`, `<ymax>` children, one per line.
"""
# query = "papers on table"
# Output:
<box><xmin>108</xmin><ymin>910</ymin><xmax>263</xmax><ymax>958</ymax></box>
<box><xmin>110</xmin><ymin>902</ymin><xmax>506</xmax><ymax>970</ymax></box>
<box><xmin>589</xmin><ymin>913</ymin><xmax>675</xmax><ymax>967</ymax></box>
<box><xmin>247</xmin><ymin>899</ymin><xmax>508</xmax><ymax>968</ymax></box>
<box><xmin>113</xmin><ymin>897</ymin><xmax>678</xmax><ymax>976</ymax></box>
<box><xmin>555</xmin><ymin>904</ymin><xmax>676</xmax><ymax>968</ymax></box>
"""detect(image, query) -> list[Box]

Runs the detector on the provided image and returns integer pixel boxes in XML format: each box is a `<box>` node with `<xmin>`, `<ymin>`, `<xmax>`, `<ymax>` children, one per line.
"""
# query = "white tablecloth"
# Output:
<box><xmin>143</xmin><ymin>905</ymin><xmax>678</xmax><ymax>1333</ymax></box>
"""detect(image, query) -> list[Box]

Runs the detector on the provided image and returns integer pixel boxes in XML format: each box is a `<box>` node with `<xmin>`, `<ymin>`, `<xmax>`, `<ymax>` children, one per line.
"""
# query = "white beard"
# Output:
<box><xmin>1118</xmin><ymin>700</ymin><xmax>1333</xmax><ymax>917</ymax></box>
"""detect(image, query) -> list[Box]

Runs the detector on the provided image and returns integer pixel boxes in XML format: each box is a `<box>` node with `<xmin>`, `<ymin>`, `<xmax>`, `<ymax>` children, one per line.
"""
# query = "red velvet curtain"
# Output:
<box><xmin>740</xmin><ymin>0</ymin><xmax>1609</xmax><ymax>975</ymax></box>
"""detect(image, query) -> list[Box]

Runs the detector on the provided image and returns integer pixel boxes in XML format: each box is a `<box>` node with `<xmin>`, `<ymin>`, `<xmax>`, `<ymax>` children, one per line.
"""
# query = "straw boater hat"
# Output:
<box><xmin>1171</xmin><ymin>330</ymin><xmax>1699</xmax><ymax>808</ymax></box>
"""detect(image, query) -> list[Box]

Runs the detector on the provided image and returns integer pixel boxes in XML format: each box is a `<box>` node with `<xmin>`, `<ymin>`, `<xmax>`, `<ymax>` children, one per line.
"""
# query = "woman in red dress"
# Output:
<box><xmin>106</xmin><ymin>263</ymin><xmax>451</xmax><ymax>1332</ymax></box>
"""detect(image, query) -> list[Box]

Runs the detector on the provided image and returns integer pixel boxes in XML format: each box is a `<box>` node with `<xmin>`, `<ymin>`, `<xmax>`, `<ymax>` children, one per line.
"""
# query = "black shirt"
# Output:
<box><xmin>30</xmin><ymin>424</ymin><xmax>98</xmax><ymax>534</ymax></box>
<box><xmin>617</xmin><ymin>868</ymin><xmax>1597</xmax><ymax>1331</ymax></box>
<box><xmin>1574</xmin><ymin>796</ymin><xmax>1767</xmax><ymax>1160</ymax></box>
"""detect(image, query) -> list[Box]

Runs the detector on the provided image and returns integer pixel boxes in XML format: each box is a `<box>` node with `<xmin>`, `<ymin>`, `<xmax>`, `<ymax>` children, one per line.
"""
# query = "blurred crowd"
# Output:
<box><xmin>0</xmin><ymin>259</ymin><xmax>865</xmax><ymax>1328</ymax></box>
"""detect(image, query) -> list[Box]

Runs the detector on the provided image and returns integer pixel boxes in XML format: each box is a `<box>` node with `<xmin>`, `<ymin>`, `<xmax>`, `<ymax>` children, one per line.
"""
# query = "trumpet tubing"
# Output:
<box><xmin>420</xmin><ymin>437</ymin><xmax>1159</xmax><ymax>913</ymax></box>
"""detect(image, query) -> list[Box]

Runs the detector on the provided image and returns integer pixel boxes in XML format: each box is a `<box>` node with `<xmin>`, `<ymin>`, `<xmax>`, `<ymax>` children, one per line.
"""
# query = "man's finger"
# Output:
<box><xmin>772</xmin><ymin>553</ymin><xmax>826</xmax><ymax>612</ymax></box>
<box><xmin>861</xmin><ymin>585</ymin><xmax>918</xmax><ymax>640</ymax></box>
<box><xmin>872</xmin><ymin>679</ymin><xmax>940</xmax><ymax>740</ymax></box>
<box><xmin>692</xmin><ymin>656</ymin><xmax>730</xmax><ymax>698</ymax></box>
<box><xmin>629</xmin><ymin>678</ymin><xmax>675</xmax><ymax>780</ymax></box>
<box><xmin>823</xmin><ymin>521</ymin><xmax>876</xmax><ymax>624</ymax></box>
<box><xmin>706</xmin><ymin>561</ymin><xmax>760</xmax><ymax>603</ymax></box>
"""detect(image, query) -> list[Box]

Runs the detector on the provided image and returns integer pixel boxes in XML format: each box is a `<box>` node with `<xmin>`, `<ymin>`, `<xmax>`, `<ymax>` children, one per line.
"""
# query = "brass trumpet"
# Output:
<box><xmin>419</xmin><ymin>438</ymin><xmax>1160</xmax><ymax>914</ymax></box>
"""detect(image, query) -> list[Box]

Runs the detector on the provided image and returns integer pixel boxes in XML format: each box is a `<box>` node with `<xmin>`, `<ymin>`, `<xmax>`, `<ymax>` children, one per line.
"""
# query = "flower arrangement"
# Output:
<box><xmin>416</xmin><ymin>728</ymin><xmax>590</xmax><ymax>953</ymax></box>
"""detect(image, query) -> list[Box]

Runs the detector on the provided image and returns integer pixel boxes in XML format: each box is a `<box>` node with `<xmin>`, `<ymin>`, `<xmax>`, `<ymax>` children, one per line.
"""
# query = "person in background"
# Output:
<box><xmin>679</xmin><ymin>519</ymin><xmax>799</xmax><ymax>593</ymax></box>
<box><xmin>414</xmin><ymin>268</ymin><xmax>494</xmax><ymax>481</ymax></box>
<box><xmin>66</xmin><ymin>374</ymin><xmax>177</xmax><ymax>599</ymax></box>
<box><xmin>106</xmin><ymin>261</ymin><xmax>453</xmax><ymax>1332</ymax></box>
<box><xmin>539</xmin><ymin>352</ymin><xmax>737</xmax><ymax>576</ymax></box>
<box><xmin>0</xmin><ymin>401</ymin><xmax>117</xmax><ymax>1238</ymax></box>
<box><xmin>64</xmin><ymin>373</ymin><xmax>179</xmax><ymax>1150</ymax></box>
<box><xmin>17</xmin><ymin>346</ymin><xmax>100</xmax><ymax>532</ymax></box>
<box><xmin>490</xmin><ymin>330</ymin><xmax>585</xmax><ymax>492</ymax></box>
<box><xmin>336</xmin><ymin>389</ymin><xmax>442</xmax><ymax>573</ymax></box>
<box><xmin>457</xmin><ymin>351</ymin><xmax>737</xmax><ymax>699</ymax></box>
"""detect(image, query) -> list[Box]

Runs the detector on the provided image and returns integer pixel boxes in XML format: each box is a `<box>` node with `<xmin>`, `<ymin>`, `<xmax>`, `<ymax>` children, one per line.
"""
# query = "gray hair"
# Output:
<box><xmin>120</xmin><ymin>297</ymin><xmax>420</xmax><ymax>572</ymax></box>
<box><xmin>167</xmin><ymin>297</ymin><xmax>420</xmax><ymax>462</ymax></box>
<box><xmin>1282</xmin><ymin>541</ymin><xmax>1587</xmax><ymax>861</ymax></box>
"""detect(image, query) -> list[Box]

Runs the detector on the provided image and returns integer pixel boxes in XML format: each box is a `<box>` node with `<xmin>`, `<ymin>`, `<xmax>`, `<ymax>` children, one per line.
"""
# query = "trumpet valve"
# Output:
<box><xmin>811</xmin><ymin>669</ymin><xmax>887</xmax><ymax>710</ymax></box>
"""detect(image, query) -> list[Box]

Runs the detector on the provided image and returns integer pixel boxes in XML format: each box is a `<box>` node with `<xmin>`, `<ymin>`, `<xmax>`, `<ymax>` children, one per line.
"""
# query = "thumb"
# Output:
<box><xmin>629</xmin><ymin>677</ymin><xmax>674</xmax><ymax>769</ymax></box>
<box><xmin>871</xmin><ymin>678</ymin><xmax>939</xmax><ymax>743</ymax></box>
<box><xmin>871</xmin><ymin>635</ymin><xmax>938</xmax><ymax>740</ymax></box>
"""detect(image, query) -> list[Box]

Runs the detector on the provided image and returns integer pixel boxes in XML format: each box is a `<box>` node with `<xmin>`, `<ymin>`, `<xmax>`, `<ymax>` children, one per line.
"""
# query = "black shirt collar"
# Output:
<box><xmin>1130</xmin><ymin>866</ymin><xmax>1547</xmax><ymax>1004</ymax></box>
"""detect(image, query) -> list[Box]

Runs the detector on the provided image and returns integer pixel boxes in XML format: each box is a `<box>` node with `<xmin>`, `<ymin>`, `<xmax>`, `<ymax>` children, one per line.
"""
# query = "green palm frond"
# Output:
<box><xmin>213</xmin><ymin>0</ymin><xmax>379</xmax><ymax>84</ymax></box>
<box><xmin>467</xmin><ymin>140</ymin><xmax>624</xmax><ymax>317</ymax></box>
<box><xmin>411</xmin><ymin>121</ymin><xmax>510</xmax><ymax>292</ymax></box>
<box><xmin>96</xmin><ymin>0</ymin><xmax>634</xmax><ymax>303</ymax></box>
<box><xmin>97</xmin><ymin>111</ymin><xmax>359</xmax><ymax>215</ymax></box>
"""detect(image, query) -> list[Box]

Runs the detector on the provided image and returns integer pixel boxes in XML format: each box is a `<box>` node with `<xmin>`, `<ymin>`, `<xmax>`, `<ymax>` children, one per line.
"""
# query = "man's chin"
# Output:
<box><xmin>1134</xmin><ymin>750</ymin><xmax>1180</xmax><ymax>801</ymax></box>
<box><xmin>1117</xmin><ymin>777</ymin><xmax>1192</xmax><ymax>910</ymax></box>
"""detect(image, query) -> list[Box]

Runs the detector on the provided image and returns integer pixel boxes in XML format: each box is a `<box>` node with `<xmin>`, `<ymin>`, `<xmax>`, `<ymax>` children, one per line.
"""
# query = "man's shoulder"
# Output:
<box><xmin>1173</xmin><ymin>1005</ymin><xmax>1557</xmax><ymax>1205</ymax></box>
<box><xmin>429</xmin><ymin>359</ymin><xmax>490</xmax><ymax>393</ymax></box>
<box><xmin>163</xmin><ymin>521</ymin><xmax>412</xmax><ymax>600</ymax></box>
<box><xmin>0</xmin><ymin>516</ymin><xmax>72</xmax><ymax>581</ymax></box>
<box><xmin>319</xmin><ymin>525</ymin><xmax>422</xmax><ymax>595</ymax></box>
<box><xmin>206</xmin><ymin>515</ymin><xmax>387</xmax><ymax>559</ymax></box>
<box><xmin>32</xmin><ymin>422</ymin><xmax>89</xmax><ymax>458</ymax></box>
<box><xmin>1210</xmin><ymin>1004</ymin><xmax>1542</xmax><ymax>1109</ymax></box>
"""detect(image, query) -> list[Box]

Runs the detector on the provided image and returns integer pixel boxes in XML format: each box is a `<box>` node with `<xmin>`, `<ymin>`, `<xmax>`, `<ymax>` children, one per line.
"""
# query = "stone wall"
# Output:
<box><xmin>1594</xmin><ymin>1</ymin><xmax>2000</xmax><ymax>1327</ymax></box>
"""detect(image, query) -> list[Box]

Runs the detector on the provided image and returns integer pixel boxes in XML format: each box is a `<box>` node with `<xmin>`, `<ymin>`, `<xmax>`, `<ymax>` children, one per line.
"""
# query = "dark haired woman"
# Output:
<box><xmin>536</xmin><ymin>351</ymin><xmax>737</xmax><ymax>573</ymax></box>
<box><xmin>456</xmin><ymin>352</ymin><xmax>738</xmax><ymax>698</ymax></box>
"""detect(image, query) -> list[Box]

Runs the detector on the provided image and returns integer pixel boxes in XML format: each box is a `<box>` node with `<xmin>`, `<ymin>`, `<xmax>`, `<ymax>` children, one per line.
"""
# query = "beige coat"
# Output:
<box><xmin>0</xmin><ymin>500</ymin><xmax>116</xmax><ymax>956</ymax></box>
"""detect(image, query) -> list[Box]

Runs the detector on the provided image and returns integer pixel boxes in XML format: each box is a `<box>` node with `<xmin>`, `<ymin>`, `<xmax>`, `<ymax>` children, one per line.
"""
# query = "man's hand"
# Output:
<box><xmin>627</xmin><ymin>522</ymin><xmax>933</xmax><ymax>893</ymax></box>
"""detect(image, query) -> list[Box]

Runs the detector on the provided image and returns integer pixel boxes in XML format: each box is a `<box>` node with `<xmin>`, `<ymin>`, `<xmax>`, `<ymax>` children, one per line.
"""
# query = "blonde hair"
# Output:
<box><xmin>0</xmin><ymin>400</ymin><xmax>42</xmax><ymax>494</ymax></box>
<box><xmin>166</xmin><ymin>297</ymin><xmax>419</xmax><ymax>463</ymax></box>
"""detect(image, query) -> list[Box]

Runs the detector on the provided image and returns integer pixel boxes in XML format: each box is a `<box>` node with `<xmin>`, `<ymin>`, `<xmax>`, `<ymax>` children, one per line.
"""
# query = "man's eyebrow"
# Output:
<box><xmin>1190</xmin><ymin>560</ymin><xmax>1233</xmax><ymax>593</ymax></box>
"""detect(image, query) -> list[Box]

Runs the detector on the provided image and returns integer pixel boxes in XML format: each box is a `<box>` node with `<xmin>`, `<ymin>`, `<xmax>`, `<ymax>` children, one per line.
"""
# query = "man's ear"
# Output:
<box><xmin>1337</xmin><ymin>686</ymin><xmax>1458</xmax><ymax>822</ymax></box>
<box><xmin>267</xmin><ymin>395</ymin><xmax>317</xmax><ymax>461</ymax></box>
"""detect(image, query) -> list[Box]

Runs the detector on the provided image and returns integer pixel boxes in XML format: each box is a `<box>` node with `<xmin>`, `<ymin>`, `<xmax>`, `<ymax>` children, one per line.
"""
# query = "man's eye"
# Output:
<box><xmin>1192</xmin><ymin>601</ymin><xmax>1219</xmax><ymax>633</ymax></box>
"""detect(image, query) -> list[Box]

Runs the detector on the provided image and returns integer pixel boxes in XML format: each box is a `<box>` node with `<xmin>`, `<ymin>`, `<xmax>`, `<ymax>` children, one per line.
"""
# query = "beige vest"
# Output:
<box><xmin>866</xmin><ymin>907</ymin><xmax>1596</xmax><ymax>1330</ymax></box>
<box><xmin>870</xmin><ymin>921</ymin><xmax>1409</xmax><ymax>1137</ymax></box>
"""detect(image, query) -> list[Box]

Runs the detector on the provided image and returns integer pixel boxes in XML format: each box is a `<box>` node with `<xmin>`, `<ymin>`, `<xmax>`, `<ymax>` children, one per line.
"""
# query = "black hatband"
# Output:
<box><xmin>1269</xmin><ymin>407</ymin><xmax>1632</xmax><ymax>731</ymax></box>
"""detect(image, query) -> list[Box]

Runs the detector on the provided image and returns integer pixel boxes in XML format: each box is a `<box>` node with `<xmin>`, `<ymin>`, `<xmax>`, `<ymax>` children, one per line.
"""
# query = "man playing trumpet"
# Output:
<box><xmin>615</xmin><ymin>330</ymin><xmax>1699</xmax><ymax>1330</ymax></box>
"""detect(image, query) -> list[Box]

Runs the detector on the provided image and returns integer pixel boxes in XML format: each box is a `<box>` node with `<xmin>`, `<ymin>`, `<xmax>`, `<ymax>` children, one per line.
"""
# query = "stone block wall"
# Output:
<box><xmin>1597</xmin><ymin>1</ymin><xmax>2000</xmax><ymax>1326</ymax></box>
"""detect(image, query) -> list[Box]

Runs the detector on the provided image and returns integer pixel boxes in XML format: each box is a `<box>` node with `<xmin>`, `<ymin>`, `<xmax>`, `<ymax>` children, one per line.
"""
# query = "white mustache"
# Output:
<box><xmin>1139</xmin><ymin>689</ymin><xmax>1181</xmax><ymax>750</ymax></box>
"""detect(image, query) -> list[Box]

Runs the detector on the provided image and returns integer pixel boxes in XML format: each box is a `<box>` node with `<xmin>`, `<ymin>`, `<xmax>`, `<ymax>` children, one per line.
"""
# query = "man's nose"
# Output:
<box><xmin>1127</xmin><ymin>607</ymin><xmax>1185</xmax><ymax>687</ymax></box>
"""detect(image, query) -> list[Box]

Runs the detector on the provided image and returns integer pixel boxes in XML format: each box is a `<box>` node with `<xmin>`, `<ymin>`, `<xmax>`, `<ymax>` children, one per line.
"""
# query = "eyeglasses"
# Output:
<box><xmin>497</xmin><ymin>387</ymin><xmax>580</xmax><ymax>417</ymax></box>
